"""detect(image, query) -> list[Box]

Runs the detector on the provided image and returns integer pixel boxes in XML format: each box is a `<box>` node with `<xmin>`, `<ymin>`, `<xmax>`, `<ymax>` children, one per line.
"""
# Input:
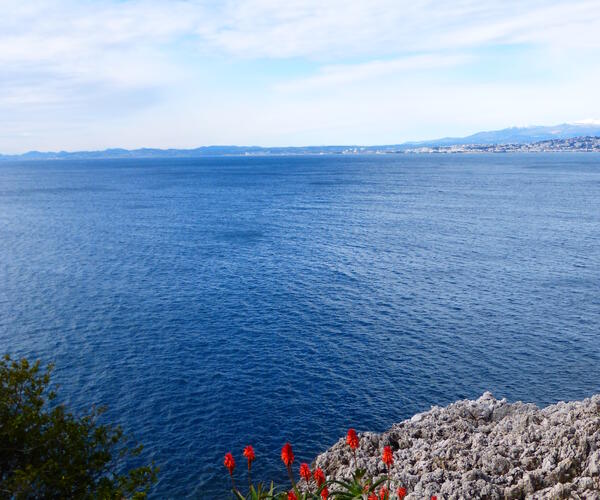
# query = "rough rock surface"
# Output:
<box><xmin>314</xmin><ymin>393</ymin><xmax>600</xmax><ymax>499</ymax></box>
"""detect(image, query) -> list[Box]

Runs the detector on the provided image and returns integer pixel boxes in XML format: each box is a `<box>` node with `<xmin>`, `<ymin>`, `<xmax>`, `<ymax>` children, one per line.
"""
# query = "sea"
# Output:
<box><xmin>1</xmin><ymin>153</ymin><xmax>599</xmax><ymax>497</ymax></box>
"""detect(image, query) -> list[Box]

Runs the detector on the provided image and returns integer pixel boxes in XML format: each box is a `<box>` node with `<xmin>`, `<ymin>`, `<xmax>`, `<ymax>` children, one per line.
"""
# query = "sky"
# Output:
<box><xmin>2</xmin><ymin>0</ymin><xmax>600</xmax><ymax>153</ymax></box>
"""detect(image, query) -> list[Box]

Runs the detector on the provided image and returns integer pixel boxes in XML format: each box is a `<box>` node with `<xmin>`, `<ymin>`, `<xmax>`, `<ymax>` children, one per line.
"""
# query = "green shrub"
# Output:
<box><xmin>0</xmin><ymin>355</ymin><xmax>157</xmax><ymax>498</ymax></box>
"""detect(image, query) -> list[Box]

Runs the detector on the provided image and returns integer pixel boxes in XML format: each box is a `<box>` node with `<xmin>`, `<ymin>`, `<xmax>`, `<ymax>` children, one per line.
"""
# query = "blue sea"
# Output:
<box><xmin>1</xmin><ymin>154</ymin><xmax>599</xmax><ymax>497</ymax></box>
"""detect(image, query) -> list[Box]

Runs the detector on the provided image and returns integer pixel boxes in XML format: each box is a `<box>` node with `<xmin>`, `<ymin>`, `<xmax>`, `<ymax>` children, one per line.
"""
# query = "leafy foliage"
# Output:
<box><xmin>0</xmin><ymin>355</ymin><xmax>157</xmax><ymax>498</ymax></box>
<box><xmin>232</xmin><ymin>481</ymin><xmax>278</xmax><ymax>499</ymax></box>
<box><xmin>228</xmin><ymin>471</ymin><xmax>388</xmax><ymax>499</ymax></box>
<box><xmin>327</xmin><ymin>468</ymin><xmax>388</xmax><ymax>499</ymax></box>
<box><xmin>224</xmin><ymin>440</ymin><xmax>408</xmax><ymax>499</ymax></box>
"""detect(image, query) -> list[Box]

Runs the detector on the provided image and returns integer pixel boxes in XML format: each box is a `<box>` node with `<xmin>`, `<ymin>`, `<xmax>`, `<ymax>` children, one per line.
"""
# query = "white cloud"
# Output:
<box><xmin>198</xmin><ymin>0</ymin><xmax>600</xmax><ymax>58</ymax></box>
<box><xmin>1</xmin><ymin>0</ymin><xmax>600</xmax><ymax>152</ymax></box>
<box><xmin>274</xmin><ymin>54</ymin><xmax>473</xmax><ymax>92</ymax></box>
<box><xmin>4</xmin><ymin>0</ymin><xmax>600</xmax><ymax>77</ymax></box>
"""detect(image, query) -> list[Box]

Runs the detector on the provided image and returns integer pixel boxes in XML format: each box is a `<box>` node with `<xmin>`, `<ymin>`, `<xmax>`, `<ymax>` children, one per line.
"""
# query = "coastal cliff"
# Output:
<box><xmin>314</xmin><ymin>393</ymin><xmax>600</xmax><ymax>499</ymax></box>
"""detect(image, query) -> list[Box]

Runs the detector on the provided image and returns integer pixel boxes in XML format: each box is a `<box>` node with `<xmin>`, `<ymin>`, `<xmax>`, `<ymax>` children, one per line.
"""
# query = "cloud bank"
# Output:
<box><xmin>1</xmin><ymin>0</ymin><xmax>600</xmax><ymax>152</ymax></box>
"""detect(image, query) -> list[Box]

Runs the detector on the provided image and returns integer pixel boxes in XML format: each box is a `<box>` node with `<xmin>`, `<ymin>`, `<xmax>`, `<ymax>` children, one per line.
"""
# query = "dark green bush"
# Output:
<box><xmin>0</xmin><ymin>355</ymin><xmax>157</xmax><ymax>499</ymax></box>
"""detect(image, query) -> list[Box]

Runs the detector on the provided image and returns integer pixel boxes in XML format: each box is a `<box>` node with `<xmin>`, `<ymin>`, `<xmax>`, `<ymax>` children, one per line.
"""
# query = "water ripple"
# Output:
<box><xmin>1</xmin><ymin>154</ymin><xmax>599</xmax><ymax>497</ymax></box>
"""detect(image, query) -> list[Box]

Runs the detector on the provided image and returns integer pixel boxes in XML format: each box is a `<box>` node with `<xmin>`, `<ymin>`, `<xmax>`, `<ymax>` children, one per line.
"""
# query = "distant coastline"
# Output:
<box><xmin>2</xmin><ymin>135</ymin><xmax>600</xmax><ymax>161</ymax></box>
<box><xmin>401</xmin><ymin>136</ymin><xmax>600</xmax><ymax>154</ymax></box>
<box><xmin>4</xmin><ymin>121</ymin><xmax>600</xmax><ymax>161</ymax></box>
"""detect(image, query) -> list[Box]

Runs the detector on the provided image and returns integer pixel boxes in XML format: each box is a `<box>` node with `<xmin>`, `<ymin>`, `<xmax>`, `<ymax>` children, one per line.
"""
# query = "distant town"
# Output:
<box><xmin>387</xmin><ymin>136</ymin><xmax>600</xmax><ymax>154</ymax></box>
<box><xmin>290</xmin><ymin>135</ymin><xmax>600</xmax><ymax>155</ymax></box>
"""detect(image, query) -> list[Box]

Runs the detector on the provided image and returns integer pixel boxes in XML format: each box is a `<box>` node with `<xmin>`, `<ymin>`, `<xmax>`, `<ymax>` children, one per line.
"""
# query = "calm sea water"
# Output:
<box><xmin>1</xmin><ymin>154</ymin><xmax>599</xmax><ymax>497</ymax></box>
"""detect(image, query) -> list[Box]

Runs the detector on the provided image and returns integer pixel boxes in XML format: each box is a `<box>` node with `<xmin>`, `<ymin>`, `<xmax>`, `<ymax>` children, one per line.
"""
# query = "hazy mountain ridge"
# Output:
<box><xmin>0</xmin><ymin>145</ymin><xmax>355</xmax><ymax>160</ymax></box>
<box><xmin>405</xmin><ymin>122</ymin><xmax>600</xmax><ymax>147</ymax></box>
<box><xmin>2</xmin><ymin>123</ymin><xmax>600</xmax><ymax>160</ymax></box>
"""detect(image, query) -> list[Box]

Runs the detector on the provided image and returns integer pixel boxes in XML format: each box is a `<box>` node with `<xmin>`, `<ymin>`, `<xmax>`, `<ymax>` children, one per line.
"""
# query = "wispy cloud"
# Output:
<box><xmin>198</xmin><ymin>0</ymin><xmax>600</xmax><ymax>57</ymax></box>
<box><xmin>274</xmin><ymin>54</ymin><xmax>473</xmax><ymax>92</ymax></box>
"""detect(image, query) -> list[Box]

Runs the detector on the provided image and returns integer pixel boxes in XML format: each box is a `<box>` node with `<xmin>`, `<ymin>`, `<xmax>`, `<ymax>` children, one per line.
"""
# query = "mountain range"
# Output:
<box><xmin>404</xmin><ymin>121</ymin><xmax>600</xmax><ymax>147</ymax></box>
<box><xmin>2</xmin><ymin>122</ymin><xmax>600</xmax><ymax>160</ymax></box>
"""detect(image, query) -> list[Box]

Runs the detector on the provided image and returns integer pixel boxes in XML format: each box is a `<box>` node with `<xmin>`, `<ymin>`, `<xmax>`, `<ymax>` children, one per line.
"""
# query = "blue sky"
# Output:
<box><xmin>2</xmin><ymin>0</ymin><xmax>600</xmax><ymax>153</ymax></box>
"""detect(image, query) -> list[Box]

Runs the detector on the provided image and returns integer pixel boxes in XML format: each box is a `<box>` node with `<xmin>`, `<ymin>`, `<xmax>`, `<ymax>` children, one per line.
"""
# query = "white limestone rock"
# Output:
<box><xmin>313</xmin><ymin>394</ymin><xmax>600</xmax><ymax>499</ymax></box>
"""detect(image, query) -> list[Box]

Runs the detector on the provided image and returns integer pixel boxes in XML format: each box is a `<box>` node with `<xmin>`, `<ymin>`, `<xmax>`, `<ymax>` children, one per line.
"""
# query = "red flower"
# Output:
<box><xmin>281</xmin><ymin>443</ymin><xmax>295</xmax><ymax>467</ymax></box>
<box><xmin>287</xmin><ymin>490</ymin><xmax>297</xmax><ymax>500</ymax></box>
<box><xmin>382</xmin><ymin>446</ymin><xmax>393</xmax><ymax>467</ymax></box>
<box><xmin>431</xmin><ymin>497</ymin><xmax>437</xmax><ymax>500</ymax></box>
<box><xmin>368</xmin><ymin>494</ymin><xmax>377</xmax><ymax>500</ymax></box>
<box><xmin>299</xmin><ymin>463</ymin><xmax>311</xmax><ymax>482</ymax></box>
<box><xmin>224</xmin><ymin>452</ymin><xmax>235</xmax><ymax>476</ymax></box>
<box><xmin>321</xmin><ymin>486</ymin><xmax>329</xmax><ymax>499</ymax></box>
<box><xmin>397</xmin><ymin>487</ymin><xmax>407</xmax><ymax>498</ymax></box>
<box><xmin>243</xmin><ymin>445</ymin><xmax>255</xmax><ymax>466</ymax></box>
<box><xmin>313</xmin><ymin>467</ymin><xmax>326</xmax><ymax>487</ymax></box>
<box><xmin>379</xmin><ymin>486</ymin><xmax>389</xmax><ymax>500</ymax></box>
<box><xmin>346</xmin><ymin>428</ymin><xmax>359</xmax><ymax>450</ymax></box>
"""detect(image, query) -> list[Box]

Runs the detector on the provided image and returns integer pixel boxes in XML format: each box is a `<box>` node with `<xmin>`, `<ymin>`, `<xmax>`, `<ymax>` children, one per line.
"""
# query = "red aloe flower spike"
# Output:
<box><xmin>379</xmin><ymin>486</ymin><xmax>389</xmax><ymax>500</ymax></box>
<box><xmin>346</xmin><ymin>428</ymin><xmax>359</xmax><ymax>450</ymax></box>
<box><xmin>397</xmin><ymin>486</ymin><xmax>407</xmax><ymax>499</ymax></box>
<box><xmin>346</xmin><ymin>428</ymin><xmax>360</xmax><ymax>468</ymax></box>
<box><xmin>243</xmin><ymin>445</ymin><xmax>255</xmax><ymax>467</ymax></box>
<box><xmin>224</xmin><ymin>452</ymin><xmax>237</xmax><ymax>492</ymax></box>
<box><xmin>321</xmin><ymin>486</ymin><xmax>329</xmax><ymax>499</ymax></box>
<box><xmin>313</xmin><ymin>467</ymin><xmax>326</xmax><ymax>487</ymax></box>
<box><xmin>243</xmin><ymin>445</ymin><xmax>255</xmax><ymax>488</ymax></box>
<box><xmin>281</xmin><ymin>443</ymin><xmax>296</xmax><ymax>487</ymax></box>
<box><xmin>224</xmin><ymin>452</ymin><xmax>235</xmax><ymax>476</ymax></box>
<box><xmin>287</xmin><ymin>490</ymin><xmax>297</xmax><ymax>500</ymax></box>
<box><xmin>381</xmin><ymin>445</ymin><xmax>393</xmax><ymax>493</ymax></box>
<box><xmin>300</xmin><ymin>462</ymin><xmax>311</xmax><ymax>483</ymax></box>
<box><xmin>368</xmin><ymin>494</ymin><xmax>378</xmax><ymax>500</ymax></box>
<box><xmin>281</xmin><ymin>443</ymin><xmax>295</xmax><ymax>467</ymax></box>
<box><xmin>382</xmin><ymin>446</ymin><xmax>394</xmax><ymax>468</ymax></box>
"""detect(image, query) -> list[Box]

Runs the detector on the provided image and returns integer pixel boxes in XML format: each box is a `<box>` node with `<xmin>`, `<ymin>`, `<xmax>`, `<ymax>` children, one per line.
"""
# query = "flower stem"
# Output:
<box><xmin>231</xmin><ymin>475</ymin><xmax>240</xmax><ymax>497</ymax></box>
<box><xmin>287</xmin><ymin>464</ymin><xmax>296</xmax><ymax>488</ymax></box>
<box><xmin>386</xmin><ymin>465</ymin><xmax>391</xmax><ymax>496</ymax></box>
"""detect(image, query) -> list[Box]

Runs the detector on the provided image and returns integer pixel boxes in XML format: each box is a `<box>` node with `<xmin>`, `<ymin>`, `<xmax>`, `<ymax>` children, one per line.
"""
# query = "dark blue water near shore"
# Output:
<box><xmin>1</xmin><ymin>154</ymin><xmax>599</xmax><ymax>497</ymax></box>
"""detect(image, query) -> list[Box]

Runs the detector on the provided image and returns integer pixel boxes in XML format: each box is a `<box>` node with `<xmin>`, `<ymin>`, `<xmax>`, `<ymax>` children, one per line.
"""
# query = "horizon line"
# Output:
<box><xmin>3</xmin><ymin>120</ymin><xmax>600</xmax><ymax>157</ymax></box>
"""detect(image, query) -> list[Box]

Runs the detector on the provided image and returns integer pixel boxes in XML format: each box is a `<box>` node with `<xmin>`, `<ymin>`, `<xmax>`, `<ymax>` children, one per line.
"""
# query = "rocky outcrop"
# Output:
<box><xmin>314</xmin><ymin>393</ymin><xmax>600</xmax><ymax>499</ymax></box>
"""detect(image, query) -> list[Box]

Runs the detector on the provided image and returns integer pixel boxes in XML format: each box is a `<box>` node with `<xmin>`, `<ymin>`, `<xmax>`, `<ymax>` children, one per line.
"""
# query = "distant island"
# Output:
<box><xmin>2</xmin><ymin>122</ymin><xmax>600</xmax><ymax>160</ymax></box>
